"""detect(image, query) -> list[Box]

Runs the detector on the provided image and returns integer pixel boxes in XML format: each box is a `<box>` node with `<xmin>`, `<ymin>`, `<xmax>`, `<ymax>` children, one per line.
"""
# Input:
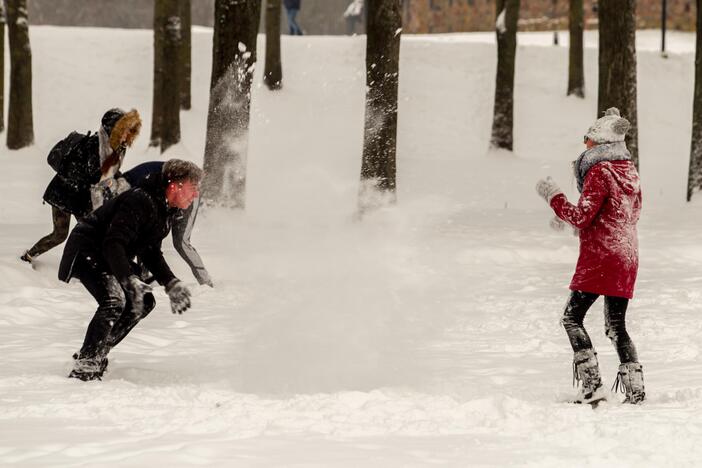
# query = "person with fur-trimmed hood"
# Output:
<box><xmin>60</xmin><ymin>159</ymin><xmax>202</xmax><ymax>381</ymax></box>
<box><xmin>535</xmin><ymin>108</ymin><xmax>645</xmax><ymax>405</ymax></box>
<box><xmin>20</xmin><ymin>108</ymin><xmax>141</xmax><ymax>264</ymax></box>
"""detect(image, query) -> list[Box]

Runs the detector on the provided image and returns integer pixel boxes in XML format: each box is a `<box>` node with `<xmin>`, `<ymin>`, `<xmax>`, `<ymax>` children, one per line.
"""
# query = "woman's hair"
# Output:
<box><xmin>163</xmin><ymin>159</ymin><xmax>204</xmax><ymax>184</ymax></box>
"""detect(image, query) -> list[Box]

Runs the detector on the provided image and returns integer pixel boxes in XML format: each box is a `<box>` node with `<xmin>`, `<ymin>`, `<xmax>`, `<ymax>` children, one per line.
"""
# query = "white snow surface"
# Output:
<box><xmin>1</xmin><ymin>27</ymin><xmax>702</xmax><ymax>466</ymax></box>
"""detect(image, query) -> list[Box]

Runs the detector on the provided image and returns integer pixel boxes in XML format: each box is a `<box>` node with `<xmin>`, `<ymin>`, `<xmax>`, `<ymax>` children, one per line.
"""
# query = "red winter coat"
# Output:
<box><xmin>550</xmin><ymin>160</ymin><xmax>642</xmax><ymax>299</ymax></box>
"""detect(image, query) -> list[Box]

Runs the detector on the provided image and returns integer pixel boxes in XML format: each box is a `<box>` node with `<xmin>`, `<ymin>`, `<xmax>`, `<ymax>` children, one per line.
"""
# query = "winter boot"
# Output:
<box><xmin>612</xmin><ymin>362</ymin><xmax>645</xmax><ymax>404</ymax></box>
<box><xmin>20</xmin><ymin>251</ymin><xmax>34</xmax><ymax>264</ymax></box>
<box><xmin>69</xmin><ymin>353</ymin><xmax>108</xmax><ymax>381</ymax></box>
<box><xmin>572</xmin><ymin>349</ymin><xmax>606</xmax><ymax>404</ymax></box>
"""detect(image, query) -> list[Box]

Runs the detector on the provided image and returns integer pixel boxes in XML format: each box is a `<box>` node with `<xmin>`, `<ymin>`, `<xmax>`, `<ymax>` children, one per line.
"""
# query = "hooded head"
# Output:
<box><xmin>98</xmin><ymin>108</ymin><xmax>142</xmax><ymax>177</ymax></box>
<box><xmin>100</xmin><ymin>108</ymin><xmax>142</xmax><ymax>151</ymax></box>
<box><xmin>584</xmin><ymin>107</ymin><xmax>630</xmax><ymax>144</ymax></box>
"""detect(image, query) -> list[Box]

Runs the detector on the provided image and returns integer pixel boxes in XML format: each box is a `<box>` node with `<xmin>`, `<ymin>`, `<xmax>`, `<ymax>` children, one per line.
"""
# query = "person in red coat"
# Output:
<box><xmin>536</xmin><ymin>108</ymin><xmax>645</xmax><ymax>405</ymax></box>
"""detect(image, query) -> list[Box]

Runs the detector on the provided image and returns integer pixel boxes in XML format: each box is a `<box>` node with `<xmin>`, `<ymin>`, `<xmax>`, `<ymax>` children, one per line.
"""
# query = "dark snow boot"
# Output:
<box><xmin>612</xmin><ymin>362</ymin><xmax>645</xmax><ymax>404</ymax></box>
<box><xmin>572</xmin><ymin>349</ymin><xmax>606</xmax><ymax>404</ymax></box>
<box><xmin>20</xmin><ymin>251</ymin><xmax>34</xmax><ymax>264</ymax></box>
<box><xmin>69</xmin><ymin>353</ymin><xmax>108</xmax><ymax>381</ymax></box>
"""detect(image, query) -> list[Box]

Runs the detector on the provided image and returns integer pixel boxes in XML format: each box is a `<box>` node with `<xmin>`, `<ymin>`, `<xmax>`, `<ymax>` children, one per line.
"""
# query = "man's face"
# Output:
<box><xmin>166</xmin><ymin>179</ymin><xmax>200</xmax><ymax>209</ymax></box>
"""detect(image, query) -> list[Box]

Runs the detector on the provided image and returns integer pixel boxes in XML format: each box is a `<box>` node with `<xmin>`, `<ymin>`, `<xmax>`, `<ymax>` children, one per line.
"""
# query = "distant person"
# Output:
<box><xmin>284</xmin><ymin>0</ymin><xmax>303</xmax><ymax>36</ymax></box>
<box><xmin>61</xmin><ymin>159</ymin><xmax>202</xmax><ymax>381</ymax></box>
<box><xmin>91</xmin><ymin>161</ymin><xmax>214</xmax><ymax>287</ymax></box>
<box><xmin>535</xmin><ymin>108</ymin><xmax>645</xmax><ymax>406</ymax></box>
<box><xmin>21</xmin><ymin>108</ymin><xmax>141</xmax><ymax>265</ymax></box>
<box><xmin>343</xmin><ymin>0</ymin><xmax>364</xmax><ymax>35</ymax></box>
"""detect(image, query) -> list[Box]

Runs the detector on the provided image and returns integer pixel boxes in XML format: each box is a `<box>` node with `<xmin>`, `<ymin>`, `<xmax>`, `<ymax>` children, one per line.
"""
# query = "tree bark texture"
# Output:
<box><xmin>202</xmin><ymin>0</ymin><xmax>261</xmax><ymax>208</ymax></box>
<box><xmin>180</xmin><ymin>0</ymin><xmax>192</xmax><ymax>110</ymax></box>
<box><xmin>358</xmin><ymin>0</ymin><xmax>401</xmax><ymax>214</ymax></box>
<box><xmin>687</xmin><ymin>0</ymin><xmax>702</xmax><ymax>201</ymax></box>
<box><xmin>160</xmin><ymin>0</ymin><xmax>182</xmax><ymax>152</ymax></box>
<box><xmin>150</xmin><ymin>0</ymin><xmax>166</xmax><ymax>146</ymax></box>
<box><xmin>263</xmin><ymin>0</ymin><xmax>283</xmax><ymax>90</ymax></box>
<box><xmin>490</xmin><ymin>0</ymin><xmax>519</xmax><ymax>151</ymax></box>
<box><xmin>567</xmin><ymin>0</ymin><xmax>585</xmax><ymax>97</ymax></box>
<box><xmin>598</xmin><ymin>0</ymin><xmax>638</xmax><ymax>168</ymax></box>
<box><xmin>6</xmin><ymin>0</ymin><xmax>34</xmax><ymax>149</ymax></box>
<box><xmin>0</xmin><ymin>2</ymin><xmax>6</xmax><ymax>133</ymax></box>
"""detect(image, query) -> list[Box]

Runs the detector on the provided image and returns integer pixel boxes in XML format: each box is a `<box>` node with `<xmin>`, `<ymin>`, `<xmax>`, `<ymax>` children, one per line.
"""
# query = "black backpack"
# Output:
<box><xmin>47</xmin><ymin>131</ymin><xmax>92</xmax><ymax>174</ymax></box>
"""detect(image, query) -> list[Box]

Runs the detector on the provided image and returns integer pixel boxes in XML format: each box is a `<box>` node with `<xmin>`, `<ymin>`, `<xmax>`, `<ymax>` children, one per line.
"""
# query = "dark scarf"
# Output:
<box><xmin>573</xmin><ymin>141</ymin><xmax>631</xmax><ymax>193</ymax></box>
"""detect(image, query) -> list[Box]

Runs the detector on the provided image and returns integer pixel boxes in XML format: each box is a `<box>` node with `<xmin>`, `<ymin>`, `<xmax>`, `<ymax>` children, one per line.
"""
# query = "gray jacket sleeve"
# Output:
<box><xmin>171</xmin><ymin>197</ymin><xmax>213</xmax><ymax>286</ymax></box>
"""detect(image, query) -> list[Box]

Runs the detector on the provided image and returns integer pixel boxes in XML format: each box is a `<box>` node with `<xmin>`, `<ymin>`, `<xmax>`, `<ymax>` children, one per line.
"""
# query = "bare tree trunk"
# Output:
<box><xmin>687</xmin><ymin>0</ymin><xmax>702</xmax><ymax>201</ymax></box>
<box><xmin>358</xmin><ymin>0</ymin><xmax>401</xmax><ymax>214</ymax></box>
<box><xmin>6</xmin><ymin>0</ymin><xmax>33</xmax><ymax>149</ymax></box>
<box><xmin>598</xmin><ymin>0</ymin><xmax>638</xmax><ymax>168</ymax></box>
<box><xmin>180</xmin><ymin>0</ymin><xmax>191</xmax><ymax>110</ymax></box>
<box><xmin>202</xmin><ymin>0</ymin><xmax>261</xmax><ymax>208</ymax></box>
<box><xmin>150</xmin><ymin>0</ymin><xmax>166</xmax><ymax>147</ymax></box>
<box><xmin>0</xmin><ymin>2</ymin><xmax>5</xmax><ymax>133</ymax></box>
<box><xmin>567</xmin><ymin>0</ymin><xmax>585</xmax><ymax>97</ymax></box>
<box><xmin>160</xmin><ymin>0</ymin><xmax>181</xmax><ymax>152</ymax></box>
<box><xmin>263</xmin><ymin>0</ymin><xmax>283</xmax><ymax>90</ymax></box>
<box><xmin>490</xmin><ymin>0</ymin><xmax>519</xmax><ymax>151</ymax></box>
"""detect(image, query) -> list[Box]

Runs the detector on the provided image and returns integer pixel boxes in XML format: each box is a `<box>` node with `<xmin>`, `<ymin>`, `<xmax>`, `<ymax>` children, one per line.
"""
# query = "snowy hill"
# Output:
<box><xmin>1</xmin><ymin>27</ymin><xmax>702</xmax><ymax>466</ymax></box>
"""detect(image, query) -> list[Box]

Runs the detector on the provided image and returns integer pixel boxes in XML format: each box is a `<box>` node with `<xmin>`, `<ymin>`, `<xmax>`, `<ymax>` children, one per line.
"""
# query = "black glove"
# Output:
<box><xmin>122</xmin><ymin>275</ymin><xmax>153</xmax><ymax>316</ymax></box>
<box><xmin>166</xmin><ymin>279</ymin><xmax>191</xmax><ymax>314</ymax></box>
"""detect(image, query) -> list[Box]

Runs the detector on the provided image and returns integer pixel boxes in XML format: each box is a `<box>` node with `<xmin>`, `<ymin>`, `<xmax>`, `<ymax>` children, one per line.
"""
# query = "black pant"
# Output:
<box><xmin>27</xmin><ymin>206</ymin><xmax>71</xmax><ymax>257</ymax></box>
<box><xmin>561</xmin><ymin>290</ymin><xmax>639</xmax><ymax>363</ymax></box>
<box><xmin>72</xmin><ymin>254</ymin><xmax>155</xmax><ymax>360</ymax></box>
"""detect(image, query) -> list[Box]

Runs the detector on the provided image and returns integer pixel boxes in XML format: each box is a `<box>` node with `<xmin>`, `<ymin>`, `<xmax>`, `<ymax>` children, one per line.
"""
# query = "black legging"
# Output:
<box><xmin>27</xmin><ymin>205</ymin><xmax>71</xmax><ymax>257</ymax></box>
<box><xmin>561</xmin><ymin>290</ymin><xmax>639</xmax><ymax>363</ymax></box>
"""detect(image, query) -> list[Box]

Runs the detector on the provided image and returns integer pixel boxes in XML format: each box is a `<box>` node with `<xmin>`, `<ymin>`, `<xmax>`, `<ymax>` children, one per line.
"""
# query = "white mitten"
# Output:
<box><xmin>535</xmin><ymin>177</ymin><xmax>562</xmax><ymax>203</ymax></box>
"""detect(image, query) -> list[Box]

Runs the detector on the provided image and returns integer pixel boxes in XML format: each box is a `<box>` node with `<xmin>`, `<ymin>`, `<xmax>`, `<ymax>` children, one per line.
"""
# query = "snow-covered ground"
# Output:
<box><xmin>1</xmin><ymin>27</ymin><xmax>702</xmax><ymax>466</ymax></box>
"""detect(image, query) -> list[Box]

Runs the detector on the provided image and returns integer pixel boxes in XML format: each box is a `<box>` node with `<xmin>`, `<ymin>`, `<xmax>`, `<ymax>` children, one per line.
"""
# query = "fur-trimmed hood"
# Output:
<box><xmin>107</xmin><ymin>109</ymin><xmax>141</xmax><ymax>151</ymax></box>
<box><xmin>573</xmin><ymin>141</ymin><xmax>631</xmax><ymax>193</ymax></box>
<box><xmin>97</xmin><ymin>109</ymin><xmax>141</xmax><ymax>178</ymax></box>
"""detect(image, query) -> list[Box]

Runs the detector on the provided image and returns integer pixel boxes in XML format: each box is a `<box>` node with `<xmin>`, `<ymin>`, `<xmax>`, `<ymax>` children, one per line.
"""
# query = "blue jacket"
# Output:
<box><xmin>284</xmin><ymin>0</ymin><xmax>301</xmax><ymax>10</ymax></box>
<box><xmin>123</xmin><ymin>161</ymin><xmax>165</xmax><ymax>187</ymax></box>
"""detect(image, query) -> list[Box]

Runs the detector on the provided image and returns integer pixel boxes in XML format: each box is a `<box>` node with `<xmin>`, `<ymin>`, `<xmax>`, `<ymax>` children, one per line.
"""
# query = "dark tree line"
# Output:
<box><xmin>358</xmin><ymin>0</ymin><xmax>402</xmax><ymax>213</ymax></box>
<box><xmin>0</xmin><ymin>1</ymin><xmax>5</xmax><ymax>133</ymax></box>
<box><xmin>180</xmin><ymin>0</ymin><xmax>192</xmax><ymax>110</ymax></box>
<box><xmin>151</xmin><ymin>0</ymin><xmax>191</xmax><ymax>153</ymax></box>
<box><xmin>490</xmin><ymin>0</ymin><xmax>519</xmax><ymax>151</ymax></box>
<box><xmin>201</xmin><ymin>0</ymin><xmax>261</xmax><ymax>207</ymax></box>
<box><xmin>568</xmin><ymin>0</ymin><xmax>585</xmax><ymax>97</ymax></box>
<box><xmin>598</xmin><ymin>0</ymin><xmax>638</xmax><ymax>168</ymax></box>
<box><xmin>687</xmin><ymin>0</ymin><xmax>702</xmax><ymax>200</ymax></box>
<box><xmin>6</xmin><ymin>0</ymin><xmax>34</xmax><ymax>149</ymax></box>
<box><xmin>492</xmin><ymin>0</ymin><xmax>637</xmax><ymax>170</ymax></box>
<box><xmin>263</xmin><ymin>0</ymin><xmax>283</xmax><ymax>90</ymax></box>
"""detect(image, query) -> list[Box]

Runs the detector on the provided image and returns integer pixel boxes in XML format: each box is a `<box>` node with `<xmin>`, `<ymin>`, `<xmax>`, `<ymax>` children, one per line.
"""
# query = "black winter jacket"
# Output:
<box><xmin>284</xmin><ymin>0</ymin><xmax>301</xmax><ymax>9</ymax></box>
<box><xmin>58</xmin><ymin>173</ymin><xmax>177</xmax><ymax>286</ymax></box>
<box><xmin>43</xmin><ymin>134</ymin><xmax>102</xmax><ymax>218</ymax></box>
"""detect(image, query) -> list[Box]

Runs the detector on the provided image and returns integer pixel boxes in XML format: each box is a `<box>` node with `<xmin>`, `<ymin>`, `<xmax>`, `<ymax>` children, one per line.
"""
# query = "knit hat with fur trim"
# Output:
<box><xmin>585</xmin><ymin>107</ymin><xmax>630</xmax><ymax>144</ymax></box>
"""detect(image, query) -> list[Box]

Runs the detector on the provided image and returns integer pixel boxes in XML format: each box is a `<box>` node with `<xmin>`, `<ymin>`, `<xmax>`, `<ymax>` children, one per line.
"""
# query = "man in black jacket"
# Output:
<box><xmin>92</xmin><ymin>161</ymin><xmax>213</xmax><ymax>287</ymax></box>
<box><xmin>60</xmin><ymin>159</ymin><xmax>202</xmax><ymax>381</ymax></box>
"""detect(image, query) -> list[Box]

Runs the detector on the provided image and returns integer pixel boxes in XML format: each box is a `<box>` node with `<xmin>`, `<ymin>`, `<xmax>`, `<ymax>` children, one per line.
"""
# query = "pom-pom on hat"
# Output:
<box><xmin>585</xmin><ymin>107</ymin><xmax>630</xmax><ymax>144</ymax></box>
